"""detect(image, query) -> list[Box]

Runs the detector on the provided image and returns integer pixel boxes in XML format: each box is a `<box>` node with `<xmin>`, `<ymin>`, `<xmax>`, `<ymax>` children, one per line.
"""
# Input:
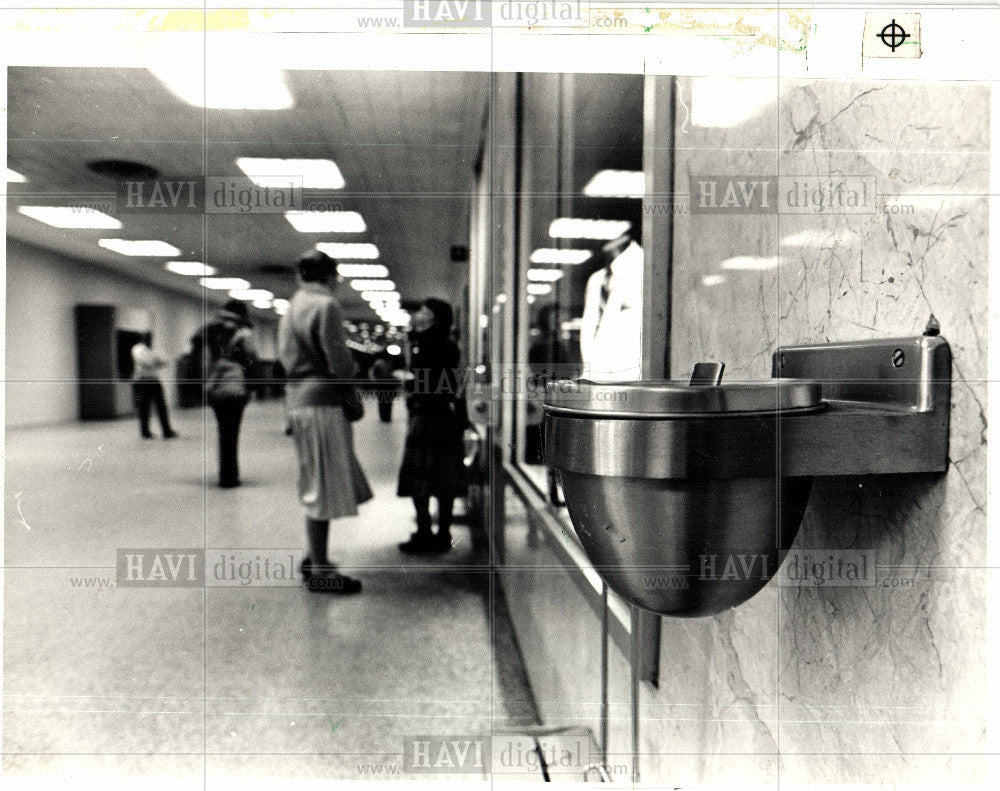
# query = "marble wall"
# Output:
<box><xmin>640</xmin><ymin>78</ymin><xmax>989</xmax><ymax>785</ymax></box>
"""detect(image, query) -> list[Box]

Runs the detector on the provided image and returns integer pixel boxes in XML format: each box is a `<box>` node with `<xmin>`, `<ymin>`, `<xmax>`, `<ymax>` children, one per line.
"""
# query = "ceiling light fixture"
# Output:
<box><xmin>351</xmin><ymin>279</ymin><xmax>396</xmax><ymax>292</ymax></box>
<box><xmin>200</xmin><ymin>277</ymin><xmax>251</xmax><ymax>290</ymax></box>
<box><xmin>583</xmin><ymin>170</ymin><xmax>644</xmax><ymax>198</ymax></box>
<box><xmin>229</xmin><ymin>288</ymin><xmax>274</xmax><ymax>302</ymax></box>
<box><xmin>337</xmin><ymin>263</ymin><xmax>389</xmax><ymax>278</ymax></box>
<box><xmin>530</xmin><ymin>248</ymin><xmax>592</xmax><ymax>265</ymax></box>
<box><xmin>316</xmin><ymin>242</ymin><xmax>379</xmax><ymax>259</ymax></box>
<box><xmin>549</xmin><ymin>218</ymin><xmax>632</xmax><ymax>240</ymax></box>
<box><xmin>239</xmin><ymin>158</ymin><xmax>345</xmax><ymax>189</ymax></box>
<box><xmin>166</xmin><ymin>261</ymin><xmax>217</xmax><ymax>277</ymax></box>
<box><xmin>20</xmin><ymin>206</ymin><xmax>122</xmax><ymax>229</ymax></box>
<box><xmin>99</xmin><ymin>239</ymin><xmax>180</xmax><ymax>257</ymax></box>
<box><xmin>149</xmin><ymin>67</ymin><xmax>292</xmax><ymax>110</ymax></box>
<box><xmin>527</xmin><ymin>268</ymin><xmax>564</xmax><ymax>283</ymax></box>
<box><xmin>284</xmin><ymin>210</ymin><xmax>365</xmax><ymax>233</ymax></box>
<box><xmin>527</xmin><ymin>283</ymin><xmax>553</xmax><ymax>296</ymax></box>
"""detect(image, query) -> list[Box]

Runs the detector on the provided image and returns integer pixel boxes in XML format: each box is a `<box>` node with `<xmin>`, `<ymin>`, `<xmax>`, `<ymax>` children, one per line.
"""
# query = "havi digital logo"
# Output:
<box><xmin>403</xmin><ymin>0</ymin><xmax>490</xmax><ymax>26</ymax></box>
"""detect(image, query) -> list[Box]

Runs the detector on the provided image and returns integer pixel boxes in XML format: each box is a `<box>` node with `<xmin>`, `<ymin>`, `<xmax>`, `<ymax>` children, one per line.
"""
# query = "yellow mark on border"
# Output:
<box><xmin>151</xmin><ymin>9</ymin><xmax>251</xmax><ymax>33</ymax></box>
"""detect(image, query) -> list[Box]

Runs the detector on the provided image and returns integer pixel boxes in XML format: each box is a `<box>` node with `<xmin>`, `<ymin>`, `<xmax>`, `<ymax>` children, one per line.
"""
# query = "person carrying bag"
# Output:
<box><xmin>200</xmin><ymin>299</ymin><xmax>257</xmax><ymax>488</ymax></box>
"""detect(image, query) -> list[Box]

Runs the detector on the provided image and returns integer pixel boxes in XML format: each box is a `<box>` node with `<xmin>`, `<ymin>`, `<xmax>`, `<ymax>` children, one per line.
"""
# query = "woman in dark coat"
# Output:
<box><xmin>199</xmin><ymin>299</ymin><xmax>257</xmax><ymax>488</ymax></box>
<box><xmin>397</xmin><ymin>298</ymin><xmax>468</xmax><ymax>554</ymax></box>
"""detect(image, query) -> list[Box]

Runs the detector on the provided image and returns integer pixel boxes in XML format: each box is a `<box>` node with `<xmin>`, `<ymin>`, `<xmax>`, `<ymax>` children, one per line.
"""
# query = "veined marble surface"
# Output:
<box><xmin>642</xmin><ymin>78</ymin><xmax>989</xmax><ymax>786</ymax></box>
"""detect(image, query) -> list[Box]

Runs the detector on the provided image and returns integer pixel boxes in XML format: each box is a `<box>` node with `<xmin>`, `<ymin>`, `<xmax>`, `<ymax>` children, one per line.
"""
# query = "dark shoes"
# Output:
<box><xmin>300</xmin><ymin>558</ymin><xmax>361</xmax><ymax>595</ymax></box>
<box><xmin>398</xmin><ymin>532</ymin><xmax>452</xmax><ymax>555</ymax></box>
<box><xmin>164</xmin><ymin>431</ymin><xmax>178</xmax><ymax>439</ymax></box>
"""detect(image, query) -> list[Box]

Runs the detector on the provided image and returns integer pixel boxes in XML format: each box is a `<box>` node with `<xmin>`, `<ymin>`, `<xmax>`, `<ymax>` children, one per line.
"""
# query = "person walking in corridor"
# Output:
<box><xmin>201</xmin><ymin>300</ymin><xmax>257</xmax><ymax>488</ymax></box>
<box><xmin>279</xmin><ymin>250</ymin><xmax>372</xmax><ymax>595</ymax></box>
<box><xmin>131</xmin><ymin>331</ymin><xmax>177</xmax><ymax>439</ymax></box>
<box><xmin>397</xmin><ymin>298</ymin><xmax>469</xmax><ymax>555</ymax></box>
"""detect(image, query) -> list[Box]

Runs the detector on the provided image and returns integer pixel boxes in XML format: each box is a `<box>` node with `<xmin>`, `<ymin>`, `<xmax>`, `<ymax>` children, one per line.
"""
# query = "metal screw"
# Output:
<box><xmin>892</xmin><ymin>348</ymin><xmax>905</xmax><ymax>367</ymax></box>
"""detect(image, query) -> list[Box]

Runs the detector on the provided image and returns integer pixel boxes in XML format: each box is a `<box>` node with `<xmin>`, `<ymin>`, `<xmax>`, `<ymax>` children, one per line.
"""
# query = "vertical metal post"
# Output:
<box><xmin>630</xmin><ymin>604</ymin><xmax>641</xmax><ymax>783</ymax></box>
<box><xmin>600</xmin><ymin>583</ymin><xmax>609</xmax><ymax>766</ymax></box>
<box><xmin>641</xmin><ymin>74</ymin><xmax>676</xmax><ymax>381</ymax></box>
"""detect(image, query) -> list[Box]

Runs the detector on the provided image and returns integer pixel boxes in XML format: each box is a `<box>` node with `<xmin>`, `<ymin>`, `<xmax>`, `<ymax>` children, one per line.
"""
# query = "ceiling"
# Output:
<box><xmin>6</xmin><ymin>67</ymin><xmax>490</xmax><ymax>320</ymax></box>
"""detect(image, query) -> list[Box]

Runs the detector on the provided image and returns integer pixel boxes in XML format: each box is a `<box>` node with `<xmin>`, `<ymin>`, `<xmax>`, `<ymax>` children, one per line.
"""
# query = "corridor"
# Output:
<box><xmin>3</xmin><ymin>401</ymin><xmax>538</xmax><ymax>784</ymax></box>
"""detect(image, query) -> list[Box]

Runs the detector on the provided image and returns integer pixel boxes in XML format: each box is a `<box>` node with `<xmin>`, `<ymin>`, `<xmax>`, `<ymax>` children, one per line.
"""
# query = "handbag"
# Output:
<box><xmin>206</xmin><ymin>336</ymin><xmax>248</xmax><ymax>403</ymax></box>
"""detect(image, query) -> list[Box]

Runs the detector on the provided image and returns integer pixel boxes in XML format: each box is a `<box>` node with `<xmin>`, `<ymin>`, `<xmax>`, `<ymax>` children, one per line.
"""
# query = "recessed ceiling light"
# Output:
<box><xmin>252</xmin><ymin>299</ymin><xmax>274</xmax><ymax>309</ymax></box>
<box><xmin>549</xmin><ymin>218</ymin><xmax>632</xmax><ymax>240</ymax></box>
<box><xmin>273</xmin><ymin>298</ymin><xmax>290</xmax><ymax>315</ymax></box>
<box><xmin>200</xmin><ymin>277</ymin><xmax>251</xmax><ymax>290</ymax></box>
<box><xmin>6</xmin><ymin>168</ymin><xmax>26</xmax><ymax>183</ymax></box>
<box><xmin>530</xmin><ymin>248</ymin><xmax>592</xmax><ymax>265</ymax></box>
<box><xmin>284</xmin><ymin>211</ymin><xmax>365</xmax><ymax>233</ymax></box>
<box><xmin>99</xmin><ymin>239</ymin><xmax>180</xmax><ymax>256</ymax></box>
<box><xmin>702</xmin><ymin>275</ymin><xmax>726</xmax><ymax>286</ymax></box>
<box><xmin>527</xmin><ymin>283</ymin><xmax>553</xmax><ymax>296</ymax></box>
<box><xmin>150</xmin><ymin>67</ymin><xmax>292</xmax><ymax>110</ymax></box>
<box><xmin>230</xmin><ymin>288</ymin><xmax>274</xmax><ymax>301</ymax></box>
<box><xmin>351</xmin><ymin>279</ymin><xmax>396</xmax><ymax>291</ymax></box>
<box><xmin>20</xmin><ymin>206</ymin><xmax>122</xmax><ymax>229</ymax></box>
<box><xmin>527</xmin><ymin>268</ymin><xmax>564</xmax><ymax>283</ymax></box>
<box><xmin>166</xmin><ymin>261</ymin><xmax>216</xmax><ymax>277</ymax></box>
<box><xmin>238</xmin><ymin>158</ymin><xmax>345</xmax><ymax>189</ymax></box>
<box><xmin>583</xmin><ymin>170</ymin><xmax>644</xmax><ymax>198</ymax></box>
<box><xmin>337</xmin><ymin>263</ymin><xmax>389</xmax><ymax>278</ymax></box>
<box><xmin>317</xmin><ymin>242</ymin><xmax>379</xmax><ymax>260</ymax></box>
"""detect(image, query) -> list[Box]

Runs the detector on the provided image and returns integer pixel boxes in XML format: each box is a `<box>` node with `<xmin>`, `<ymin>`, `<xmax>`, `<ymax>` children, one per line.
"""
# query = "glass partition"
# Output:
<box><xmin>515</xmin><ymin>72</ymin><xmax>645</xmax><ymax>494</ymax></box>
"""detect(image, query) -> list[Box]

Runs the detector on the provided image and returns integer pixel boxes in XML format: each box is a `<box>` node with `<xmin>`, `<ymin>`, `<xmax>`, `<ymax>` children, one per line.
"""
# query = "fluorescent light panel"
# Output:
<box><xmin>527</xmin><ymin>283</ymin><xmax>553</xmax><ymax>296</ymax></box>
<box><xmin>549</xmin><ymin>218</ymin><xmax>632</xmax><ymax>240</ymax></box>
<box><xmin>284</xmin><ymin>210</ymin><xmax>365</xmax><ymax>233</ymax></box>
<box><xmin>316</xmin><ymin>242</ymin><xmax>378</xmax><ymax>259</ymax></box>
<box><xmin>527</xmin><ymin>268</ymin><xmax>563</xmax><ymax>283</ymax></box>
<box><xmin>200</xmin><ymin>277</ymin><xmax>251</xmax><ymax>290</ymax></box>
<box><xmin>20</xmin><ymin>206</ymin><xmax>121</xmax><ymax>229</ymax></box>
<box><xmin>99</xmin><ymin>238</ymin><xmax>180</xmax><ymax>256</ymax></box>
<box><xmin>150</xmin><ymin>67</ymin><xmax>292</xmax><ymax>110</ymax></box>
<box><xmin>338</xmin><ymin>264</ymin><xmax>389</xmax><ymax>278</ymax></box>
<box><xmin>166</xmin><ymin>261</ymin><xmax>217</xmax><ymax>276</ymax></box>
<box><xmin>252</xmin><ymin>299</ymin><xmax>273</xmax><ymax>309</ymax></box>
<box><xmin>351</xmin><ymin>279</ymin><xmax>396</xmax><ymax>292</ymax></box>
<box><xmin>530</xmin><ymin>248</ymin><xmax>592</xmax><ymax>265</ymax></box>
<box><xmin>230</xmin><ymin>288</ymin><xmax>274</xmax><ymax>301</ymax></box>
<box><xmin>239</xmin><ymin>158</ymin><xmax>344</xmax><ymax>189</ymax></box>
<box><xmin>583</xmin><ymin>170</ymin><xmax>644</xmax><ymax>198</ymax></box>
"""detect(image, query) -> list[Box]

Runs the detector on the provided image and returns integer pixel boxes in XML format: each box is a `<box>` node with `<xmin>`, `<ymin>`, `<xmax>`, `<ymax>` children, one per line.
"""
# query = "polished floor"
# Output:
<box><xmin>3</xmin><ymin>399</ymin><xmax>541</xmax><ymax>785</ymax></box>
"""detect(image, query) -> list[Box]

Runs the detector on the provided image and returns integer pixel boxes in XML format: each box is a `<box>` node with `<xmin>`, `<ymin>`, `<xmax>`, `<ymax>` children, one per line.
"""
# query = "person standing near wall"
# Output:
<box><xmin>131</xmin><ymin>331</ymin><xmax>177</xmax><ymax>439</ymax></box>
<box><xmin>200</xmin><ymin>299</ymin><xmax>257</xmax><ymax>488</ymax></box>
<box><xmin>279</xmin><ymin>250</ymin><xmax>372</xmax><ymax>595</ymax></box>
<box><xmin>396</xmin><ymin>298</ymin><xmax>469</xmax><ymax>554</ymax></box>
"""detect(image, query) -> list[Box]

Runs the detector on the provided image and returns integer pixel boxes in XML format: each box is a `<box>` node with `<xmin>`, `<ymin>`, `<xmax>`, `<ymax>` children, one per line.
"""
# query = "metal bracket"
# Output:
<box><xmin>772</xmin><ymin>335</ymin><xmax>952</xmax><ymax>476</ymax></box>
